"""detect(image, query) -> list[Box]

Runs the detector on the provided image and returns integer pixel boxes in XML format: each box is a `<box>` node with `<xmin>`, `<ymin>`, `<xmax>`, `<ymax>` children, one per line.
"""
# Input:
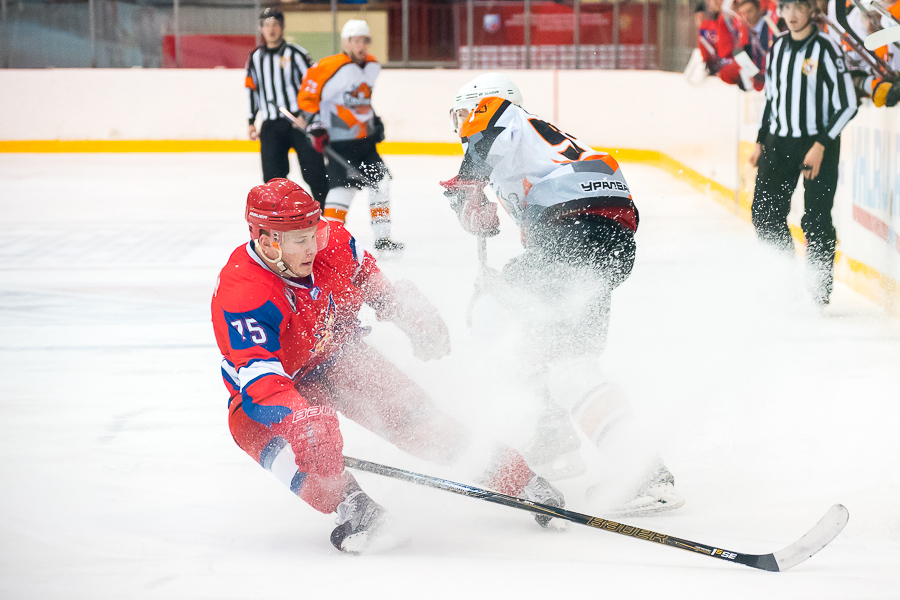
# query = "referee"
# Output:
<box><xmin>245</xmin><ymin>8</ymin><xmax>327</xmax><ymax>206</ymax></box>
<box><xmin>749</xmin><ymin>0</ymin><xmax>857</xmax><ymax>306</ymax></box>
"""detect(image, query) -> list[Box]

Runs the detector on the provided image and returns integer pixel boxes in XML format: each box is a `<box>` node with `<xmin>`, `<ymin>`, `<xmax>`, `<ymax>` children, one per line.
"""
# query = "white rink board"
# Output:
<box><xmin>0</xmin><ymin>68</ymin><xmax>740</xmax><ymax>186</ymax></box>
<box><xmin>0</xmin><ymin>68</ymin><xmax>896</xmax><ymax>304</ymax></box>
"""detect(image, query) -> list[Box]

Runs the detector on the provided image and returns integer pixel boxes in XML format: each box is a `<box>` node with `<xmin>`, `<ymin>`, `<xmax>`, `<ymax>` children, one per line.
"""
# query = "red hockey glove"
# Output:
<box><xmin>307</xmin><ymin>123</ymin><xmax>330</xmax><ymax>154</ymax></box>
<box><xmin>460</xmin><ymin>197</ymin><xmax>500</xmax><ymax>237</ymax></box>
<box><xmin>752</xmin><ymin>73</ymin><xmax>765</xmax><ymax>92</ymax></box>
<box><xmin>439</xmin><ymin>176</ymin><xmax>485</xmax><ymax>205</ymax></box>
<box><xmin>291</xmin><ymin>405</ymin><xmax>343</xmax><ymax>477</ymax></box>
<box><xmin>378</xmin><ymin>280</ymin><xmax>451</xmax><ymax>361</ymax></box>
<box><xmin>439</xmin><ymin>176</ymin><xmax>499</xmax><ymax>237</ymax></box>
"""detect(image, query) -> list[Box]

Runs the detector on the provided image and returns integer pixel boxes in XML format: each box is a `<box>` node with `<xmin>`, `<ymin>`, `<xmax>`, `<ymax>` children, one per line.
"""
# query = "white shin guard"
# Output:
<box><xmin>368</xmin><ymin>183</ymin><xmax>391</xmax><ymax>239</ymax></box>
<box><xmin>325</xmin><ymin>186</ymin><xmax>356</xmax><ymax>218</ymax></box>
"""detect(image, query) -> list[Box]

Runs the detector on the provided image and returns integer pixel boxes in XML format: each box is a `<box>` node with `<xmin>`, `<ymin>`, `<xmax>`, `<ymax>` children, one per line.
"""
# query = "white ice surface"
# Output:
<box><xmin>1</xmin><ymin>153</ymin><xmax>899</xmax><ymax>599</ymax></box>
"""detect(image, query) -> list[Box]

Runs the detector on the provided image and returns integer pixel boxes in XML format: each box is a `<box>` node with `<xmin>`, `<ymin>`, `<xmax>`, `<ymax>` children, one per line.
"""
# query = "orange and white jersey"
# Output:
<box><xmin>457</xmin><ymin>96</ymin><xmax>636</xmax><ymax>232</ymax></box>
<box><xmin>297</xmin><ymin>53</ymin><xmax>380</xmax><ymax>142</ymax></box>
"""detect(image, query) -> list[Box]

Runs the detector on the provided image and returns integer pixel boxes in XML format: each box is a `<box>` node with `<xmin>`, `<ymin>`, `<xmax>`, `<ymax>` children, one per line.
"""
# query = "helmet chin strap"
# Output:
<box><xmin>254</xmin><ymin>233</ymin><xmax>299</xmax><ymax>278</ymax></box>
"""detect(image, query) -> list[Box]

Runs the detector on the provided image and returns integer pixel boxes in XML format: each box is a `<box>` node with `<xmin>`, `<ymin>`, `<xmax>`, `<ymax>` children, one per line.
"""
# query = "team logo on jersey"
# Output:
<box><xmin>343</xmin><ymin>83</ymin><xmax>372</xmax><ymax>113</ymax></box>
<box><xmin>802</xmin><ymin>58</ymin><xmax>818</xmax><ymax>76</ymax></box>
<box><xmin>483</xmin><ymin>14</ymin><xmax>501</xmax><ymax>34</ymax></box>
<box><xmin>313</xmin><ymin>293</ymin><xmax>337</xmax><ymax>353</ymax></box>
<box><xmin>283</xmin><ymin>287</ymin><xmax>298</xmax><ymax>313</ymax></box>
<box><xmin>310</xmin><ymin>286</ymin><xmax>321</xmax><ymax>300</ymax></box>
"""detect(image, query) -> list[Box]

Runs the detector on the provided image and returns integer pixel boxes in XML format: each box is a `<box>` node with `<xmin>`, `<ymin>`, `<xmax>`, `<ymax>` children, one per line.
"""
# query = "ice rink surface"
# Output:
<box><xmin>1</xmin><ymin>153</ymin><xmax>899</xmax><ymax>599</ymax></box>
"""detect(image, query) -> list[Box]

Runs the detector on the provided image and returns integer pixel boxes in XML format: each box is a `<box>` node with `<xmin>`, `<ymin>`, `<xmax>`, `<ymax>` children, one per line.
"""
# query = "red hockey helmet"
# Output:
<box><xmin>246</xmin><ymin>178</ymin><xmax>321</xmax><ymax>240</ymax></box>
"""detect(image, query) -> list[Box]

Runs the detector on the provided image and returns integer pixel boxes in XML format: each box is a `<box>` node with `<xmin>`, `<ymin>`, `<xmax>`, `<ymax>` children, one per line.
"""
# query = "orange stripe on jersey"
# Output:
<box><xmin>336</xmin><ymin>104</ymin><xmax>362</xmax><ymax>132</ymax></box>
<box><xmin>459</xmin><ymin>96</ymin><xmax>507</xmax><ymax>139</ymax></box>
<box><xmin>297</xmin><ymin>53</ymin><xmax>353</xmax><ymax>115</ymax></box>
<box><xmin>599</xmin><ymin>153</ymin><xmax>620</xmax><ymax>172</ymax></box>
<box><xmin>552</xmin><ymin>153</ymin><xmax>621</xmax><ymax>171</ymax></box>
<box><xmin>245</xmin><ymin>75</ymin><xmax>256</xmax><ymax>90</ymax></box>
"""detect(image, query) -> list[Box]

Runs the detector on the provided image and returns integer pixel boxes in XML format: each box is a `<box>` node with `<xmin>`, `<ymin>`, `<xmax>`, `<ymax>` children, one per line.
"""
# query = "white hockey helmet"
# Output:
<box><xmin>341</xmin><ymin>19</ymin><xmax>371</xmax><ymax>39</ymax></box>
<box><xmin>453</xmin><ymin>73</ymin><xmax>523</xmax><ymax>112</ymax></box>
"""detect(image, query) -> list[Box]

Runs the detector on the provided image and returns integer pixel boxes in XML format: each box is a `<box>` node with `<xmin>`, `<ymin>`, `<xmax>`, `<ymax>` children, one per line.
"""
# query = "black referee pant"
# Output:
<box><xmin>259</xmin><ymin>118</ymin><xmax>329</xmax><ymax>208</ymax></box>
<box><xmin>752</xmin><ymin>134</ymin><xmax>840</xmax><ymax>296</ymax></box>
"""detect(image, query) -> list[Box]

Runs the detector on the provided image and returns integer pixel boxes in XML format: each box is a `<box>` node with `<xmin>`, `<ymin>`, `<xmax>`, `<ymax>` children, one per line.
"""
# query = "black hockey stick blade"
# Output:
<box><xmin>344</xmin><ymin>456</ymin><xmax>848</xmax><ymax>571</ymax></box>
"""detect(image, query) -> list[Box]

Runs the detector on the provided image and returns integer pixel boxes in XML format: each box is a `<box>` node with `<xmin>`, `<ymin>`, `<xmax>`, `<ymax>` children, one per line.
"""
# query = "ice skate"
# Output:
<box><xmin>605</xmin><ymin>464</ymin><xmax>685</xmax><ymax>518</ymax></box>
<box><xmin>520</xmin><ymin>474</ymin><xmax>567</xmax><ymax>529</ymax></box>
<box><xmin>330</xmin><ymin>491</ymin><xmax>388</xmax><ymax>554</ymax></box>
<box><xmin>804</xmin><ymin>261</ymin><xmax>833</xmax><ymax>308</ymax></box>
<box><xmin>374</xmin><ymin>238</ymin><xmax>405</xmax><ymax>253</ymax></box>
<box><xmin>522</xmin><ymin>404</ymin><xmax>586</xmax><ymax>481</ymax></box>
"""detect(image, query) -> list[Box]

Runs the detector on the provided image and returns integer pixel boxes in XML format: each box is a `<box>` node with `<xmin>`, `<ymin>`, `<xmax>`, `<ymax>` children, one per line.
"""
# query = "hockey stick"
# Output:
<box><xmin>344</xmin><ymin>456</ymin><xmax>849</xmax><ymax>572</ymax></box>
<box><xmin>833</xmin><ymin>0</ymin><xmax>898</xmax><ymax>77</ymax></box>
<box><xmin>854</xmin><ymin>0</ymin><xmax>900</xmax><ymax>51</ymax></box>
<box><xmin>277</xmin><ymin>107</ymin><xmax>376</xmax><ymax>187</ymax></box>
<box><xmin>865</xmin><ymin>25</ymin><xmax>900</xmax><ymax>50</ymax></box>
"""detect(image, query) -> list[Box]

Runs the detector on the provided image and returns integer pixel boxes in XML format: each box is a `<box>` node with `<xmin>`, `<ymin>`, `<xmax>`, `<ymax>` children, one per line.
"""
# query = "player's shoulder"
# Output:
<box><xmin>215</xmin><ymin>244</ymin><xmax>282</xmax><ymax>312</ymax></box>
<box><xmin>310</xmin><ymin>53</ymin><xmax>352</xmax><ymax>77</ymax></box>
<box><xmin>318</xmin><ymin>222</ymin><xmax>363</xmax><ymax>264</ymax></box>
<box><xmin>363</xmin><ymin>55</ymin><xmax>381</xmax><ymax>67</ymax></box>
<box><xmin>246</xmin><ymin>45</ymin><xmax>263</xmax><ymax>64</ymax></box>
<box><xmin>460</xmin><ymin>96</ymin><xmax>514</xmax><ymax>138</ymax></box>
<box><xmin>814</xmin><ymin>30</ymin><xmax>843</xmax><ymax>55</ymax></box>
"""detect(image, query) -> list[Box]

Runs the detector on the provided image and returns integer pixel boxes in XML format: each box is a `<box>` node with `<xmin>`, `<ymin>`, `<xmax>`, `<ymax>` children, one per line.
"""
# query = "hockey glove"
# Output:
<box><xmin>307</xmin><ymin>122</ymin><xmax>330</xmax><ymax>153</ymax></box>
<box><xmin>370</xmin><ymin>115</ymin><xmax>386</xmax><ymax>144</ymax></box>
<box><xmin>887</xmin><ymin>82</ymin><xmax>900</xmax><ymax>108</ymax></box>
<box><xmin>292</xmin><ymin>405</ymin><xmax>344</xmax><ymax>477</ymax></box>
<box><xmin>380</xmin><ymin>279</ymin><xmax>451</xmax><ymax>361</ymax></box>
<box><xmin>439</xmin><ymin>176</ymin><xmax>499</xmax><ymax>237</ymax></box>
<box><xmin>873</xmin><ymin>79</ymin><xmax>900</xmax><ymax>108</ymax></box>
<box><xmin>460</xmin><ymin>196</ymin><xmax>500</xmax><ymax>237</ymax></box>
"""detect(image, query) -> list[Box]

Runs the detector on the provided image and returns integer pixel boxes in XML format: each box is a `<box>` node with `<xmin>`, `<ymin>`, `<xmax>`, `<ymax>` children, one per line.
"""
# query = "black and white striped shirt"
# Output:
<box><xmin>245</xmin><ymin>41</ymin><xmax>313</xmax><ymax>123</ymax></box>
<box><xmin>757</xmin><ymin>28</ymin><xmax>858</xmax><ymax>145</ymax></box>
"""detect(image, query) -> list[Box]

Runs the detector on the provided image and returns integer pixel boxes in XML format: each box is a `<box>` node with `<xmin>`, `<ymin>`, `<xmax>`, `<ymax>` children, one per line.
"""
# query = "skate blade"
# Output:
<box><xmin>539</xmin><ymin>517</ymin><xmax>569</xmax><ymax>532</ymax></box>
<box><xmin>604</xmin><ymin>496</ymin><xmax>686</xmax><ymax>518</ymax></box>
<box><xmin>338</xmin><ymin>524</ymin><xmax>411</xmax><ymax>555</ymax></box>
<box><xmin>375</xmin><ymin>248</ymin><xmax>405</xmax><ymax>260</ymax></box>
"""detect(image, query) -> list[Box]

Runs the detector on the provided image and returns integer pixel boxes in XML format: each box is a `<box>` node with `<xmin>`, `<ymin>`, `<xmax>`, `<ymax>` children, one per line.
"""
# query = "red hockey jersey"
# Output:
<box><xmin>211</xmin><ymin>224</ymin><xmax>390</xmax><ymax>426</ymax></box>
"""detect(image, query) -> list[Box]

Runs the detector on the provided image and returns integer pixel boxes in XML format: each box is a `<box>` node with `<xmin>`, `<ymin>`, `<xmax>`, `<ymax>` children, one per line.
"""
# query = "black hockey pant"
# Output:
<box><xmin>752</xmin><ymin>134</ymin><xmax>840</xmax><ymax>284</ymax></box>
<box><xmin>259</xmin><ymin>118</ymin><xmax>329</xmax><ymax>208</ymax></box>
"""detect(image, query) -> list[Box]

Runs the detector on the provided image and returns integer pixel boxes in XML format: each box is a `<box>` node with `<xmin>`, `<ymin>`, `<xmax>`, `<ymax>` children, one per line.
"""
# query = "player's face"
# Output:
<box><xmin>451</xmin><ymin>108</ymin><xmax>471</xmax><ymax>135</ymax></box>
<box><xmin>276</xmin><ymin>225</ymin><xmax>319</xmax><ymax>277</ymax></box>
<box><xmin>738</xmin><ymin>2</ymin><xmax>761</xmax><ymax>26</ymax></box>
<box><xmin>346</xmin><ymin>36</ymin><xmax>371</xmax><ymax>63</ymax></box>
<box><xmin>260</xmin><ymin>18</ymin><xmax>284</xmax><ymax>46</ymax></box>
<box><xmin>778</xmin><ymin>1</ymin><xmax>814</xmax><ymax>32</ymax></box>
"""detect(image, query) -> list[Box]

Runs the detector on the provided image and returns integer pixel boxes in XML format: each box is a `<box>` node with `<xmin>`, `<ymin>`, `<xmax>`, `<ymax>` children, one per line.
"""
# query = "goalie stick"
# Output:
<box><xmin>344</xmin><ymin>455</ymin><xmax>849</xmax><ymax>572</ymax></box>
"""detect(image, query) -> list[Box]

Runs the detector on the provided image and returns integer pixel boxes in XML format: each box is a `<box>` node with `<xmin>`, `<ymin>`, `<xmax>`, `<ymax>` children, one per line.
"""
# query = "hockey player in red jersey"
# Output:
<box><xmin>440</xmin><ymin>74</ymin><xmax>683</xmax><ymax>516</ymax></box>
<box><xmin>212</xmin><ymin>178</ymin><xmax>564</xmax><ymax>552</ymax></box>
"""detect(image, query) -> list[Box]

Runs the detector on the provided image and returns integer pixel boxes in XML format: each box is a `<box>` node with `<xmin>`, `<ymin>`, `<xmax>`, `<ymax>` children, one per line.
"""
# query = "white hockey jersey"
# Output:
<box><xmin>457</xmin><ymin>96</ymin><xmax>637</xmax><ymax>234</ymax></box>
<box><xmin>297</xmin><ymin>53</ymin><xmax>380</xmax><ymax>142</ymax></box>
